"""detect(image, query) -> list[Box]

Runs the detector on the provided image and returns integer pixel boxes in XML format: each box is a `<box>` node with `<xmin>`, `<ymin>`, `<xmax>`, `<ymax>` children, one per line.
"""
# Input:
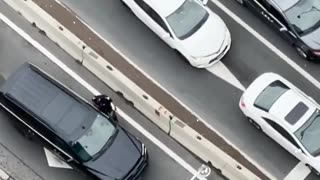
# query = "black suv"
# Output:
<box><xmin>0</xmin><ymin>63</ymin><xmax>148</xmax><ymax>180</ymax></box>
<box><xmin>236</xmin><ymin>0</ymin><xmax>320</xmax><ymax>60</ymax></box>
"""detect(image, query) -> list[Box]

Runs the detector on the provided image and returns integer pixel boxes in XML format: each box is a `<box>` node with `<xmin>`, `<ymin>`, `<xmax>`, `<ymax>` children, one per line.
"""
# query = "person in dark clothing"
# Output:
<box><xmin>92</xmin><ymin>94</ymin><xmax>117</xmax><ymax>121</ymax></box>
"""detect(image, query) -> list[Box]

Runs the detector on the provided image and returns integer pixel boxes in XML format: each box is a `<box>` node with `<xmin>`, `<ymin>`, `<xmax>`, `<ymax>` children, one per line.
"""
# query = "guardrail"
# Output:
<box><xmin>3</xmin><ymin>0</ymin><xmax>275</xmax><ymax>179</ymax></box>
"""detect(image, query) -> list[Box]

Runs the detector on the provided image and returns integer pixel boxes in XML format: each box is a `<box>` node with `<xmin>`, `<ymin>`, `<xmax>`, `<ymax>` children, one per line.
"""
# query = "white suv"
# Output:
<box><xmin>240</xmin><ymin>72</ymin><xmax>320</xmax><ymax>175</ymax></box>
<box><xmin>121</xmin><ymin>0</ymin><xmax>231</xmax><ymax>68</ymax></box>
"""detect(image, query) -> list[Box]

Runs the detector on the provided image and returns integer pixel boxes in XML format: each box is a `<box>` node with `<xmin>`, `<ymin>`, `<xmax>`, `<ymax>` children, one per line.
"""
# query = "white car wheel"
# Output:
<box><xmin>248</xmin><ymin>118</ymin><xmax>262</xmax><ymax>131</ymax></box>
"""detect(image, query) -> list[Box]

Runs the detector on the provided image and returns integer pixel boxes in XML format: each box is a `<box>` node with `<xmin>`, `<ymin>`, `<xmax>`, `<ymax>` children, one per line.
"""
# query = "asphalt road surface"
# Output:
<box><xmin>0</xmin><ymin>1</ymin><xmax>223</xmax><ymax>180</ymax></box>
<box><xmin>53</xmin><ymin>0</ymin><xmax>320</xmax><ymax>179</ymax></box>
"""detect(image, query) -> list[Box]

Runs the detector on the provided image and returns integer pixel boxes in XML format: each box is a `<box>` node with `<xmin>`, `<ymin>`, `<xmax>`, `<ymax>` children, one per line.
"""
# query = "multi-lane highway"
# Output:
<box><xmin>0</xmin><ymin>1</ymin><xmax>223</xmax><ymax>179</ymax></box>
<box><xmin>47</xmin><ymin>0</ymin><xmax>320</xmax><ymax>179</ymax></box>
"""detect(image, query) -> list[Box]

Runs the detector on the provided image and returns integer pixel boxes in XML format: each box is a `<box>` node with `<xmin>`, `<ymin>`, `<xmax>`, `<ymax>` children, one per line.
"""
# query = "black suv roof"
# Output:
<box><xmin>1</xmin><ymin>63</ymin><xmax>96</xmax><ymax>142</ymax></box>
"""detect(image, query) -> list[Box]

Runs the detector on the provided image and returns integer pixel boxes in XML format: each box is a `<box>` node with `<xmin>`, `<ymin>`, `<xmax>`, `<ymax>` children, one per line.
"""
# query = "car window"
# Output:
<box><xmin>135</xmin><ymin>0</ymin><xmax>151</xmax><ymax>13</ymax></box>
<box><xmin>134</xmin><ymin>0</ymin><xmax>169</xmax><ymax>32</ymax></box>
<box><xmin>149</xmin><ymin>9</ymin><xmax>170</xmax><ymax>32</ymax></box>
<box><xmin>264</xmin><ymin>118</ymin><xmax>299</xmax><ymax>148</ymax></box>
<box><xmin>258</xmin><ymin>0</ymin><xmax>273</xmax><ymax>9</ymax></box>
<box><xmin>166</xmin><ymin>0</ymin><xmax>209</xmax><ymax>40</ymax></box>
<box><xmin>295</xmin><ymin>109</ymin><xmax>320</xmax><ymax>156</ymax></box>
<box><xmin>258</xmin><ymin>0</ymin><xmax>288</xmax><ymax>26</ymax></box>
<box><xmin>268</xmin><ymin>5</ymin><xmax>288</xmax><ymax>26</ymax></box>
<box><xmin>254</xmin><ymin>80</ymin><xmax>289</xmax><ymax>112</ymax></box>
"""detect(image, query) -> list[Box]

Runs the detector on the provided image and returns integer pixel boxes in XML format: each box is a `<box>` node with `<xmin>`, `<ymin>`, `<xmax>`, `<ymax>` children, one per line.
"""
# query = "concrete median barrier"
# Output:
<box><xmin>170</xmin><ymin>117</ymin><xmax>260</xmax><ymax>180</ymax></box>
<box><xmin>3</xmin><ymin>0</ymin><xmax>274</xmax><ymax>179</ymax></box>
<box><xmin>3</xmin><ymin>0</ymin><xmax>172</xmax><ymax>133</ymax></box>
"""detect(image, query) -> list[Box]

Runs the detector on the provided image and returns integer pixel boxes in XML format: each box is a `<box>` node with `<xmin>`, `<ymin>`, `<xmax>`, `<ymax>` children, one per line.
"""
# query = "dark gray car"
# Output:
<box><xmin>237</xmin><ymin>0</ymin><xmax>320</xmax><ymax>60</ymax></box>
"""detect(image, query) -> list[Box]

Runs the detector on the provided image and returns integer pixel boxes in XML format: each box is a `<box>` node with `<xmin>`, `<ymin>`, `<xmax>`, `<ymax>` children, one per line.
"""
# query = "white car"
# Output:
<box><xmin>121</xmin><ymin>0</ymin><xmax>231</xmax><ymax>68</ymax></box>
<box><xmin>240</xmin><ymin>73</ymin><xmax>320</xmax><ymax>175</ymax></box>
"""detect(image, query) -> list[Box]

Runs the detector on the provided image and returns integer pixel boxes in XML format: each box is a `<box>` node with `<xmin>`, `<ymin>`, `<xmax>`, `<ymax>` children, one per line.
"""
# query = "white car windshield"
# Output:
<box><xmin>295</xmin><ymin>109</ymin><xmax>320</xmax><ymax>156</ymax></box>
<box><xmin>71</xmin><ymin>114</ymin><xmax>116</xmax><ymax>162</ymax></box>
<box><xmin>166</xmin><ymin>0</ymin><xmax>208</xmax><ymax>40</ymax></box>
<box><xmin>285</xmin><ymin>0</ymin><xmax>320</xmax><ymax>35</ymax></box>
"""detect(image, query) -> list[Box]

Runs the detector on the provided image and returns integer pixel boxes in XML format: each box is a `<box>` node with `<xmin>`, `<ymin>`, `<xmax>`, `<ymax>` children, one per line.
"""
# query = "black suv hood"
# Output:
<box><xmin>84</xmin><ymin>128</ymin><xmax>142</xmax><ymax>179</ymax></box>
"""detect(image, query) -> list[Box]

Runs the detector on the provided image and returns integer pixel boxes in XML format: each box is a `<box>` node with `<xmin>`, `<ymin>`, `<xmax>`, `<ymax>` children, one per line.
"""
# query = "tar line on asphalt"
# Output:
<box><xmin>0</xmin><ymin>12</ymin><xmax>207</xmax><ymax>180</ymax></box>
<box><xmin>210</xmin><ymin>0</ymin><xmax>320</xmax><ymax>177</ymax></box>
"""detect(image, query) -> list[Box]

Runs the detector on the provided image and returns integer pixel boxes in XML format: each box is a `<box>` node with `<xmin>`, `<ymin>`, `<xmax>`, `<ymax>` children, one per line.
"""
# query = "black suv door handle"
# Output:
<box><xmin>261</xmin><ymin>11</ymin><xmax>274</xmax><ymax>23</ymax></box>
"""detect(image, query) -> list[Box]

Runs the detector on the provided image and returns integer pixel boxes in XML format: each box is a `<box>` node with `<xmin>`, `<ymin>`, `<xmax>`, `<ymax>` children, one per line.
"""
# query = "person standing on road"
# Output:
<box><xmin>92</xmin><ymin>94</ymin><xmax>117</xmax><ymax>121</ymax></box>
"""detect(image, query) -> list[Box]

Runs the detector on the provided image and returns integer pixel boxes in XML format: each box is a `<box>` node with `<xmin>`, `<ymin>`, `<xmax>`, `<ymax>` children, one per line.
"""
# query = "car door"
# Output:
<box><xmin>251</xmin><ymin>0</ymin><xmax>297</xmax><ymax>44</ymax></box>
<box><xmin>132</xmin><ymin>0</ymin><xmax>176</xmax><ymax>48</ymax></box>
<box><xmin>263</xmin><ymin>1</ymin><xmax>297</xmax><ymax>43</ymax></box>
<box><xmin>263</xmin><ymin>118</ymin><xmax>308</xmax><ymax>162</ymax></box>
<box><xmin>244</xmin><ymin>0</ymin><xmax>271</xmax><ymax>18</ymax></box>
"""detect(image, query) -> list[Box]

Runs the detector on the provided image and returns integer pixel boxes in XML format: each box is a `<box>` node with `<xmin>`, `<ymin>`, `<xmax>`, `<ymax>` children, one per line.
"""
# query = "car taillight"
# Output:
<box><xmin>240</xmin><ymin>96</ymin><xmax>246</xmax><ymax>108</ymax></box>
<box><xmin>313</xmin><ymin>51</ymin><xmax>320</xmax><ymax>56</ymax></box>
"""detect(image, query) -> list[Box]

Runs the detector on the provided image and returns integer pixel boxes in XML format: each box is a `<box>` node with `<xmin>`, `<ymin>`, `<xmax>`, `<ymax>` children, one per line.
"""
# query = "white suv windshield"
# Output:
<box><xmin>285</xmin><ymin>0</ymin><xmax>320</xmax><ymax>34</ymax></box>
<box><xmin>71</xmin><ymin>114</ymin><xmax>116</xmax><ymax>162</ymax></box>
<box><xmin>295</xmin><ymin>110</ymin><xmax>320</xmax><ymax>156</ymax></box>
<box><xmin>166</xmin><ymin>0</ymin><xmax>208</xmax><ymax>40</ymax></box>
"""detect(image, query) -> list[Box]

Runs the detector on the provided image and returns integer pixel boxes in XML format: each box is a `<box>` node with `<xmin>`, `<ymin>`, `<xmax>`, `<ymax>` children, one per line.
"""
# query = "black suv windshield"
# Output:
<box><xmin>285</xmin><ymin>0</ymin><xmax>320</xmax><ymax>34</ymax></box>
<box><xmin>295</xmin><ymin>109</ymin><xmax>320</xmax><ymax>156</ymax></box>
<box><xmin>71</xmin><ymin>114</ymin><xmax>116</xmax><ymax>162</ymax></box>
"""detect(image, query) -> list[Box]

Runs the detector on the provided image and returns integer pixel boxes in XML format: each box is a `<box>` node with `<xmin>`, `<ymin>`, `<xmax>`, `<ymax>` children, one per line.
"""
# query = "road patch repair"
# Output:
<box><xmin>3</xmin><ymin>0</ymin><xmax>276</xmax><ymax>179</ymax></box>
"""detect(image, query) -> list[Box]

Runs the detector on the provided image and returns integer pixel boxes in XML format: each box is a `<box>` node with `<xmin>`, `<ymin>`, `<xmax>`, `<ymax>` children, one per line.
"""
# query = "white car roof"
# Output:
<box><xmin>244</xmin><ymin>73</ymin><xmax>317</xmax><ymax>132</ymax></box>
<box><xmin>144</xmin><ymin>0</ymin><xmax>185</xmax><ymax>17</ymax></box>
<box><xmin>269</xmin><ymin>0</ymin><xmax>299</xmax><ymax>11</ymax></box>
<box><xmin>269</xmin><ymin>89</ymin><xmax>316</xmax><ymax>132</ymax></box>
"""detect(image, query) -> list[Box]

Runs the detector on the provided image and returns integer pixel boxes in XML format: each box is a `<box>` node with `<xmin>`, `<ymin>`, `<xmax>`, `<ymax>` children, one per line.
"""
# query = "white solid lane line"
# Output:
<box><xmin>206</xmin><ymin>61</ymin><xmax>245</xmax><ymax>91</ymax></box>
<box><xmin>0</xmin><ymin>12</ymin><xmax>206</xmax><ymax>180</ymax></box>
<box><xmin>284</xmin><ymin>162</ymin><xmax>310</xmax><ymax>180</ymax></box>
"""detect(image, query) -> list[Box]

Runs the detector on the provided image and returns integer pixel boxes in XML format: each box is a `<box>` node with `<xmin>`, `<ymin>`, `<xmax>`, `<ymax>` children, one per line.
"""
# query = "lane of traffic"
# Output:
<box><xmin>0</xmin><ymin>2</ymin><xmax>203</xmax><ymax>179</ymax></box>
<box><xmin>55</xmin><ymin>0</ymin><xmax>306</xmax><ymax>178</ymax></box>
